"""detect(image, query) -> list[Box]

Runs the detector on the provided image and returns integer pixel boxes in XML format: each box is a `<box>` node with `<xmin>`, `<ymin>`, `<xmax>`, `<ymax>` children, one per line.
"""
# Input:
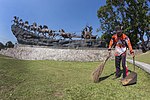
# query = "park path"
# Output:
<box><xmin>127</xmin><ymin>59</ymin><xmax>150</xmax><ymax>74</ymax></box>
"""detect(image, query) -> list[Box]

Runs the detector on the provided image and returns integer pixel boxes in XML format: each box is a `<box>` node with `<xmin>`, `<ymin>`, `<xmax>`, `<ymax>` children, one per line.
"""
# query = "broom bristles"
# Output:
<box><xmin>92</xmin><ymin>63</ymin><xmax>104</xmax><ymax>83</ymax></box>
<box><xmin>91</xmin><ymin>56</ymin><xmax>110</xmax><ymax>83</ymax></box>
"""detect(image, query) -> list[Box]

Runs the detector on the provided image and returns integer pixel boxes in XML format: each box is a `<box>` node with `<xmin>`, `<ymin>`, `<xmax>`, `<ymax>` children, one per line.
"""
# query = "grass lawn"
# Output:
<box><xmin>0</xmin><ymin>55</ymin><xmax>150</xmax><ymax>100</ymax></box>
<box><xmin>134</xmin><ymin>51</ymin><xmax>150</xmax><ymax>64</ymax></box>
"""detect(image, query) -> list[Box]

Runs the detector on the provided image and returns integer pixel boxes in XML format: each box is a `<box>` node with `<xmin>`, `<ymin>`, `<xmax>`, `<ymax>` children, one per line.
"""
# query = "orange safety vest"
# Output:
<box><xmin>108</xmin><ymin>33</ymin><xmax>133</xmax><ymax>56</ymax></box>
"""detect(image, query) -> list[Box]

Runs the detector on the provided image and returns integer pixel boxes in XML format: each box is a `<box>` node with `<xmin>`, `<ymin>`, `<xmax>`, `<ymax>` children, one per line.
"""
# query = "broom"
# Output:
<box><xmin>92</xmin><ymin>55</ymin><xmax>110</xmax><ymax>83</ymax></box>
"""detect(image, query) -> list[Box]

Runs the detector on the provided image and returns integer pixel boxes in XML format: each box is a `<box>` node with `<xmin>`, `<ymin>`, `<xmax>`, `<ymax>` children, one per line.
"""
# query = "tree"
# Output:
<box><xmin>97</xmin><ymin>0</ymin><xmax>150</xmax><ymax>52</ymax></box>
<box><xmin>0</xmin><ymin>42</ymin><xmax>5</xmax><ymax>50</ymax></box>
<box><xmin>5</xmin><ymin>41</ymin><xmax>14</xmax><ymax>48</ymax></box>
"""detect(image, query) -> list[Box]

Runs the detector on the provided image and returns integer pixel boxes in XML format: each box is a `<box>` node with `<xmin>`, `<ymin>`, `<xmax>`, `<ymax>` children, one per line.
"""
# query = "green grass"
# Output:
<box><xmin>134</xmin><ymin>51</ymin><xmax>150</xmax><ymax>64</ymax></box>
<box><xmin>0</xmin><ymin>55</ymin><xmax>150</xmax><ymax>100</ymax></box>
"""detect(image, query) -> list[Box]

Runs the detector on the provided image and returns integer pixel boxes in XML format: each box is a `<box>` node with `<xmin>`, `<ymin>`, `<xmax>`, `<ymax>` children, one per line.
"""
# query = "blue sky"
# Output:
<box><xmin>0</xmin><ymin>0</ymin><xmax>106</xmax><ymax>43</ymax></box>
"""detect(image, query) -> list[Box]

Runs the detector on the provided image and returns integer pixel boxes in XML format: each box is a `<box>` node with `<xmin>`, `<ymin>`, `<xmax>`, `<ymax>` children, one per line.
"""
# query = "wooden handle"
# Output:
<box><xmin>103</xmin><ymin>55</ymin><xmax>110</xmax><ymax>65</ymax></box>
<box><xmin>133</xmin><ymin>57</ymin><xmax>135</xmax><ymax>71</ymax></box>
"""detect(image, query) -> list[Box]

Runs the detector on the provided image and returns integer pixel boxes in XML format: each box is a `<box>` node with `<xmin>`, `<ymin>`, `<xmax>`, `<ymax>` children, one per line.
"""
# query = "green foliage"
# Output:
<box><xmin>0</xmin><ymin>55</ymin><xmax>150</xmax><ymax>100</ymax></box>
<box><xmin>97</xmin><ymin>0</ymin><xmax>150</xmax><ymax>50</ymax></box>
<box><xmin>100</xmin><ymin>32</ymin><xmax>113</xmax><ymax>47</ymax></box>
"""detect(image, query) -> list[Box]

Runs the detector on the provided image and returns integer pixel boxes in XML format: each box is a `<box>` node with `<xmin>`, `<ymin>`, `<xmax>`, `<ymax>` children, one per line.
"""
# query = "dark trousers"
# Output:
<box><xmin>115</xmin><ymin>53</ymin><xmax>128</xmax><ymax>78</ymax></box>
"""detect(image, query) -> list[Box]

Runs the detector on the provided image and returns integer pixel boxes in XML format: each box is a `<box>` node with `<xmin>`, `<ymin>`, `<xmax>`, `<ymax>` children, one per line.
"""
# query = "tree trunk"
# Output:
<box><xmin>145</xmin><ymin>32</ymin><xmax>150</xmax><ymax>46</ymax></box>
<box><xmin>140</xmin><ymin>34</ymin><xmax>148</xmax><ymax>53</ymax></box>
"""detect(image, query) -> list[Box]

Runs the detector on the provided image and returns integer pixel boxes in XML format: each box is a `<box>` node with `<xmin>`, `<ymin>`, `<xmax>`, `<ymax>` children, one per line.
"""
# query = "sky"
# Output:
<box><xmin>0</xmin><ymin>0</ymin><xmax>106</xmax><ymax>43</ymax></box>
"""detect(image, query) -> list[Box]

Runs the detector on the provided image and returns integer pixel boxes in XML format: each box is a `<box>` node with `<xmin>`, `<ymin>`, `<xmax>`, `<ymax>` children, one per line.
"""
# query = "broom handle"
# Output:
<box><xmin>103</xmin><ymin>56</ymin><xmax>110</xmax><ymax>65</ymax></box>
<box><xmin>133</xmin><ymin>56</ymin><xmax>135</xmax><ymax>71</ymax></box>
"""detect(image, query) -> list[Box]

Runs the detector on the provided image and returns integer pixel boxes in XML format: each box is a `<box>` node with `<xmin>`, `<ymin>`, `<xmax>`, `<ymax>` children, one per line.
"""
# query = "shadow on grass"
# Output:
<box><xmin>98</xmin><ymin>69</ymin><xmax>133</xmax><ymax>82</ymax></box>
<box><xmin>99</xmin><ymin>72</ymin><xmax>115</xmax><ymax>82</ymax></box>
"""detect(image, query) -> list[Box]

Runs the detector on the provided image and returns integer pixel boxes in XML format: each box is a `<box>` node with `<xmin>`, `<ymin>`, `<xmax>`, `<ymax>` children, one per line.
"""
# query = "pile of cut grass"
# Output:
<box><xmin>0</xmin><ymin>55</ymin><xmax>150</xmax><ymax>100</ymax></box>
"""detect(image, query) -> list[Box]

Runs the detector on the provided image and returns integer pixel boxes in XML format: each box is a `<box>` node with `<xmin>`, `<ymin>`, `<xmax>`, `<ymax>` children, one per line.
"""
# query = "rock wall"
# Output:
<box><xmin>0</xmin><ymin>46</ymin><xmax>142</xmax><ymax>62</ymax></box>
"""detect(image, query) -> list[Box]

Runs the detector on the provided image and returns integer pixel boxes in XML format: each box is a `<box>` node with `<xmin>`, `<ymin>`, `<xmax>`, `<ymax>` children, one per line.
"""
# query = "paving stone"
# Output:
<box><xmin>127</xmin><ymin>59</ymin><xmax>150</xmax><ymax>74</ymax></box>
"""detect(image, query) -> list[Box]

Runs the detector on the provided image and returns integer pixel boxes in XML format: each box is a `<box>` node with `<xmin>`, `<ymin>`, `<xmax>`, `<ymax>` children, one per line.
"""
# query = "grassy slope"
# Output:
<box><xmin>0</xmin><ymin>55</ymin><xmax>150</xmax><ymax>100</ymax></box>
<box><xmin>135</xmin><ymin>51</ymin><xmax>150</xmax><ymax>64</ymax></box>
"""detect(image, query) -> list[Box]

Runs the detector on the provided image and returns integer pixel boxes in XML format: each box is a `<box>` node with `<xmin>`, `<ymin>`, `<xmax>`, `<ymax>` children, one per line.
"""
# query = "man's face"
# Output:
<box><xmin>117</xmin><ymin>30</ymin><xmax>122</xmax><ymax>37</ymax></box>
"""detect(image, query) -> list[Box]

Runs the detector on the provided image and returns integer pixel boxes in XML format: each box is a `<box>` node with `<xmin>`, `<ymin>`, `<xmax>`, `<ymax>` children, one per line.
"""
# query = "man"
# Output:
<box><xmin>108</xmin><ymin>26</ymin><xmax>135</xmax><ymax>79</ymax></box>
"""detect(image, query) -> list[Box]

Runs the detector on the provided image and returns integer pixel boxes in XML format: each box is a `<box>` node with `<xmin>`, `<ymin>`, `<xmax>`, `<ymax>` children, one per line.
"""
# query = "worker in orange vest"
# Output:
<box><xmin>108</xmin><ymin>26</ymin><xmax>135</xmax><ymax>79</ymax></box>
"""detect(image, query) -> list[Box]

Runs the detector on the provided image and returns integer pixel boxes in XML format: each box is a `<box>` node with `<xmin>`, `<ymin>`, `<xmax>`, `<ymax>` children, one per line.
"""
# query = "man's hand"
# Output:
<box><xmin>131</xmin><ymin>52</ymin><xmax>135</xmax><ymax>58</ymax></box>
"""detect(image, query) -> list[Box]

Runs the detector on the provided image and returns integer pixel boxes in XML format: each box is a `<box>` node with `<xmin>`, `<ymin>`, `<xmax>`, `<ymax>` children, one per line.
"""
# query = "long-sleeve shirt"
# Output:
<box><xmin>108</xmin><ymin>33</ymin><xmax>133</xmax><ymax>56</ymax></box>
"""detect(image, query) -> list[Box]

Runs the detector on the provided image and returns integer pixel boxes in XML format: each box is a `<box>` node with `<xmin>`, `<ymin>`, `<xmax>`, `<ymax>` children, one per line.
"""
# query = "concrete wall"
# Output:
<box><xmin>0</xmin><ymin>46</ymin><xmax>142</xmax><ymax>62</ymax></box>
